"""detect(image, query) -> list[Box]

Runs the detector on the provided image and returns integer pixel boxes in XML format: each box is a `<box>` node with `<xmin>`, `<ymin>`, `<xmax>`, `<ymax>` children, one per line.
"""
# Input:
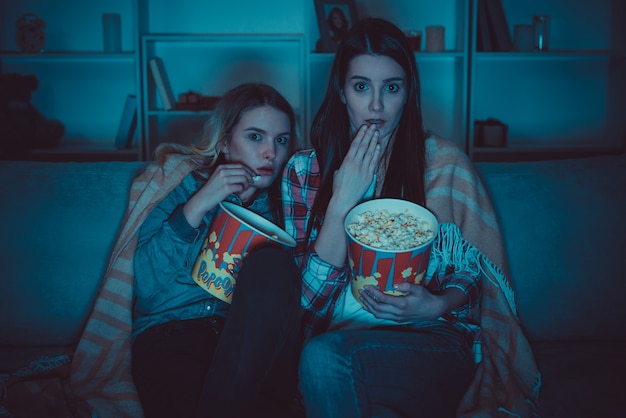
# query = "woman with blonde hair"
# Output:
<box><xmin>131</xmin><ymin>82</ymin><xmax>302</xmax><ymax>418</ymax></box>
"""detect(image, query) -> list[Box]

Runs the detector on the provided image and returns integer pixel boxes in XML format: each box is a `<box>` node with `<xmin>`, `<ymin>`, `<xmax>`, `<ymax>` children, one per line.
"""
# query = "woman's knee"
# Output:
<box><xmin>299</xmin><ymin>332</ymin><xmax>348</xmax><ymax>378</ymax></box>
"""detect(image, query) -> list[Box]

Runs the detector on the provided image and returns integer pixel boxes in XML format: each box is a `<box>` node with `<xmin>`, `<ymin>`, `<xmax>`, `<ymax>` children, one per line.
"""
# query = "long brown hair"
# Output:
<box><xmin>308</xmin><ymin>17</ymin><xmax>427</xmax><ymax>237</ymax></box>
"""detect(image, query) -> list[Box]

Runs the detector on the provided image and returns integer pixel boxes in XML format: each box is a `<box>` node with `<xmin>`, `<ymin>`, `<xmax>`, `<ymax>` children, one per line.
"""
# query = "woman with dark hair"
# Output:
<box><xmin>283</xmin><ymin>18</ymin><xmax>539</xmax><ymax>417</ymax></box>
<box><xmin>131</xmin><ymin>83</ymin><xmax>302</xmax><ymax>418</ymax></box>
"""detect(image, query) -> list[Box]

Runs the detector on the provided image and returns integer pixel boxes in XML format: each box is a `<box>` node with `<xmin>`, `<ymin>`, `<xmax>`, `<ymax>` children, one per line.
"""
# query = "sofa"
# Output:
<box><xmin>1</xmin><ymin>153</ymin><xmax>625</xmax><ymax>418</ymax></box>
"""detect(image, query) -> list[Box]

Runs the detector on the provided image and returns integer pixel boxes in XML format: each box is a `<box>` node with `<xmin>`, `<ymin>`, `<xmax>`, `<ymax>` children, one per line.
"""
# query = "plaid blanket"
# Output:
<box><xmin>423</xmin><ymin>138</ymin><xmax>540</xmax><ymax>417</ymax></box>
<box><xmin>69</xmin><ymin>154</ymin><xmax>205</xmax><ymax>417</ymax></box>
<box><xmin>0</xmin><ymin>153</ymin><xmax>201</xmax><ymax>418</ymax></box>
<box><xmin>1</xmin><ymin>140</ymin><xmax>540</xmax><ymax>417</ymax></box>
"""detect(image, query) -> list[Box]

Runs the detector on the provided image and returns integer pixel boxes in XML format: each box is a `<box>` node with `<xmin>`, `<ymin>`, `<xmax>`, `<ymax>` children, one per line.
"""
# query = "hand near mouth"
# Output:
<box><xmin>252</xmin><ymin>164</ymin><xmax>276</xmax><ymax>182</ymax></box>
<box><xmin>183</xmin><ymin>163</ymin><xmax>258</xmax><ymax>227</ymax></box>
<box><xmin>331</xmin><ymin>124</ymin><xmax>383</xmax><ymax>213</ymax></box>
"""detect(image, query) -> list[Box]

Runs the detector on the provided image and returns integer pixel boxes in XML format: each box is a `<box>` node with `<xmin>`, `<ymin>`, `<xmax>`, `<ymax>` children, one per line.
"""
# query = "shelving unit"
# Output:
<box><xmin>140</xmin><ymin>34</ymin><xmax>308</xmax><ymax>160</ymax></box>
<box><xmin>467</xmin><ymin>0</ymin><xmax>626</xmax><ymax>161</ymax></box>
<box><xmin>0</xmin><ymin>0</ymin><xmax>139</xmax><ymax>161</ymax></box>
<box><xmin>134</xmin><ymin>0</ymin><xmax>310</xmax><ymax>159</ymax></box>
<box><xmin>1</xmin><ymin>0</ymin><xmax>624</xmax><ymax>162</ymax></box>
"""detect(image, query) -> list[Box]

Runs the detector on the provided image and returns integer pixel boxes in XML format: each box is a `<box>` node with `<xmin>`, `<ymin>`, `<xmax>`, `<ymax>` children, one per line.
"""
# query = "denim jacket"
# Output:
<box><xmin>132</xmin><ymin>171</ymin><xmax>272</xmax><ymax>341</ymax></box>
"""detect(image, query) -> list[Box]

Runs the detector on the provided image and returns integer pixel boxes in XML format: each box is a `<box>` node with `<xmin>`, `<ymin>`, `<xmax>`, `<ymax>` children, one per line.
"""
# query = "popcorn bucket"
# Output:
<box><xmin>344</xmin><ymin>198</ymin><xmax>439</xmax><ymax>306</ymax></box>
<box><xmin>191</xmin><ymin>201</ymin><xmax>296</xmax><ymax>303</ymax></box>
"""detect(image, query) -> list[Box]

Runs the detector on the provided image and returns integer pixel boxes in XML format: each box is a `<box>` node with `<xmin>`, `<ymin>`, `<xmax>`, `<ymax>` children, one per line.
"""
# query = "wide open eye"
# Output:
<box><xmin>354</xmin><ymin>82</ymin><xmax>368</xmax><ymax>92</ymax></box>
<box><xmin>386</xmin><ymin>83</ymin><xmax>400</xmax><ymax>93</ymax></box>
<box><xmin>248</xmin><ymin>133</ymin><xmax>262</xmax><ymax>142</ymax></box>
<box><xmin>275</xmin><ymin>136</ymin><xmax>290</xmax><ymax>145</ymax></box>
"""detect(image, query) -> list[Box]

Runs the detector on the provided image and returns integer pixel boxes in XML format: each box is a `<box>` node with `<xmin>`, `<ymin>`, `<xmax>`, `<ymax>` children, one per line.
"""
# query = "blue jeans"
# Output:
<box><xmin>298</xmin><ymin>322</ymin><xmax>475</xmax><ymax>418</ymax></box>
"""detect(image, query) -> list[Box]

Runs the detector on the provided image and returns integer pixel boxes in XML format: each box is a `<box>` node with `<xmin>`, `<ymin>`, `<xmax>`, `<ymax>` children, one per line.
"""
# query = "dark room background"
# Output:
<box><xmin>1</xmin><ymin>0</ymin><xmax>624</xmax><ymax>161</ymax></box>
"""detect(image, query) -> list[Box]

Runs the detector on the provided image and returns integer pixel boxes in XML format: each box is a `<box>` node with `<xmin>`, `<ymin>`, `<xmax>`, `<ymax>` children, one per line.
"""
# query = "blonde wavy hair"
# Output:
<box><xmin>155</xmin><ymin>83</ymin><xmax>297</xmax><ymax>169</ymax></box>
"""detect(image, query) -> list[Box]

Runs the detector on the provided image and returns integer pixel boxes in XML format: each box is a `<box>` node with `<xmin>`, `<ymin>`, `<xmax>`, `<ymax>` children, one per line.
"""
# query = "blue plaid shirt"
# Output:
<box><xmin>282</xmin><ymin>149</ymin><xmax>481</xmax><ymax>354</ymax></box>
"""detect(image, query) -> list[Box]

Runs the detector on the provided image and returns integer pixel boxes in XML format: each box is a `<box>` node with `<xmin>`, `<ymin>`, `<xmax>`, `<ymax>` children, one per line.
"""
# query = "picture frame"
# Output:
<box><xmin>314</xmin><ymin>0</ymin><xmax>358</xmax><ymax>52</ymax></box>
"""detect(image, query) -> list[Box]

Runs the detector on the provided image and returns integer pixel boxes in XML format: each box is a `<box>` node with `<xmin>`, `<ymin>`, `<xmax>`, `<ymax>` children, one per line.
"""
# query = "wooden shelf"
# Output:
<box><xmin>141</xmin><ymin>33</ymin><xmax>308</xmax><ymax>155</ymax></box>
<box><xmin>0</xmin><ymin>51</ymin><xmax>135</xmax><ymax>59</ymax></box>
<box><xmin>1</xmin><ymin>0</ymin><xmax>623</xmax><ymax>162</ymax></box>
<box><xmin>474</xmin><ymin>51</ymin><xmax>616</xmax><ymax>63</ymax></box>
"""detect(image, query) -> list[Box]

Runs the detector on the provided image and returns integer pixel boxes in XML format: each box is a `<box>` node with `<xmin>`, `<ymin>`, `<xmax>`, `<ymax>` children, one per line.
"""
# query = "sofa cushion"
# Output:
<box><xmin>476</xmin><ymin>154</ymin><xmax>626</xmax><ymax>342</ymax></box>
<box><xmin>0</xmin><ymin>161</ymin><xmax>146</xmax><ymax>359</ymax></box>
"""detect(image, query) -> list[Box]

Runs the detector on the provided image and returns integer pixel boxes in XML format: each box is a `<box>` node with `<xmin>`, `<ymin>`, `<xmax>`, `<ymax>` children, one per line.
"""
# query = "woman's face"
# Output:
<box><xmin>221</xmin><ymin>105</ymin><xmax>292</xmax><ymax>190</ymax></box>
<box><xmin>342</xmin><ymin>54</ymin><xmax>407</xmax><ymax>145</ymax></box>
<box><xmin>331</xmin><ymin>11</ymin><xmax>344</xmax><ymax>29</ymax></box>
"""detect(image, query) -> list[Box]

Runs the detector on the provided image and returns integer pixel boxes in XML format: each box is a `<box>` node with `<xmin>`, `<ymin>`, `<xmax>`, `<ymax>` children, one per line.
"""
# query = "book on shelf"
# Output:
<box><xmin>484</xmin><ymin>0</ymin><xmax>513</xmax><ymax>52</ymax></box>
<box><xmin>477</xmin><ymin>0</ymin><xmax>493</xmax><ymax>52</ymax></box>
<box><xmin>115</xmin><ymin>94</ymin><xmax>137</xmax><ymax>149</ymax></box>
<box><xmin>149</xmin><ymin>57</ymin><xmax>176</xmax><ymax>110</ymax></box>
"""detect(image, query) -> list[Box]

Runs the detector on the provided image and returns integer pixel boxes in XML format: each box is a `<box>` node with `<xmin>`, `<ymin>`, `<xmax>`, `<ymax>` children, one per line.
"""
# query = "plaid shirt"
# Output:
<box><xmin>282</xmin><ymin>149</ymin><xmax>482</xmax><ymax>357</ymax></box>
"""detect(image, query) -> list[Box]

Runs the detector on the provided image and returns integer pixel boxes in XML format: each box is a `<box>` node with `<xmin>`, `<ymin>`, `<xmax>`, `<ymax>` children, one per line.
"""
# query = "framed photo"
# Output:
<box><xmin>314</xmin><ymin>0</ymin><xmax>358</xmax><ymax>52</ymax></box>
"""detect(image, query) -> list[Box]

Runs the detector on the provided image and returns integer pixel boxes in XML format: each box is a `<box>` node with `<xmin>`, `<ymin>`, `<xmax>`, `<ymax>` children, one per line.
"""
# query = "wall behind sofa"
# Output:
<box><xmin>1</xmin><ymin>0</ymin><xmax>623</xmax><ymax>160</ymax></box>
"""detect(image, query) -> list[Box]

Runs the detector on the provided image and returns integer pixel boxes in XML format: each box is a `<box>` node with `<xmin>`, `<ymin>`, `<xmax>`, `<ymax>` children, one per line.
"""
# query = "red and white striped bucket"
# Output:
<box><xmin>191</xmin><ymin>201</ymin><xmax>295</xmax><ymax>303</ymax></box>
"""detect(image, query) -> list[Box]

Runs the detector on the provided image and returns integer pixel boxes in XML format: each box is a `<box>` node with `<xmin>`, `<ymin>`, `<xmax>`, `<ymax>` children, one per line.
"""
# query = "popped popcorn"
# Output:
<box><xmin>347</xmin><ymin>208</ymin><xmax>435</xmax><ymax>250</ymax></box>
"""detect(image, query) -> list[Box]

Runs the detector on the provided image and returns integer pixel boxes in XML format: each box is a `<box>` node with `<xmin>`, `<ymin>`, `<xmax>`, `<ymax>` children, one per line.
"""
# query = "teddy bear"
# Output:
<box><xmin>0</xmin><ymin>72</ymin><xmax>65</xmax><ymax>152</ymax></box>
